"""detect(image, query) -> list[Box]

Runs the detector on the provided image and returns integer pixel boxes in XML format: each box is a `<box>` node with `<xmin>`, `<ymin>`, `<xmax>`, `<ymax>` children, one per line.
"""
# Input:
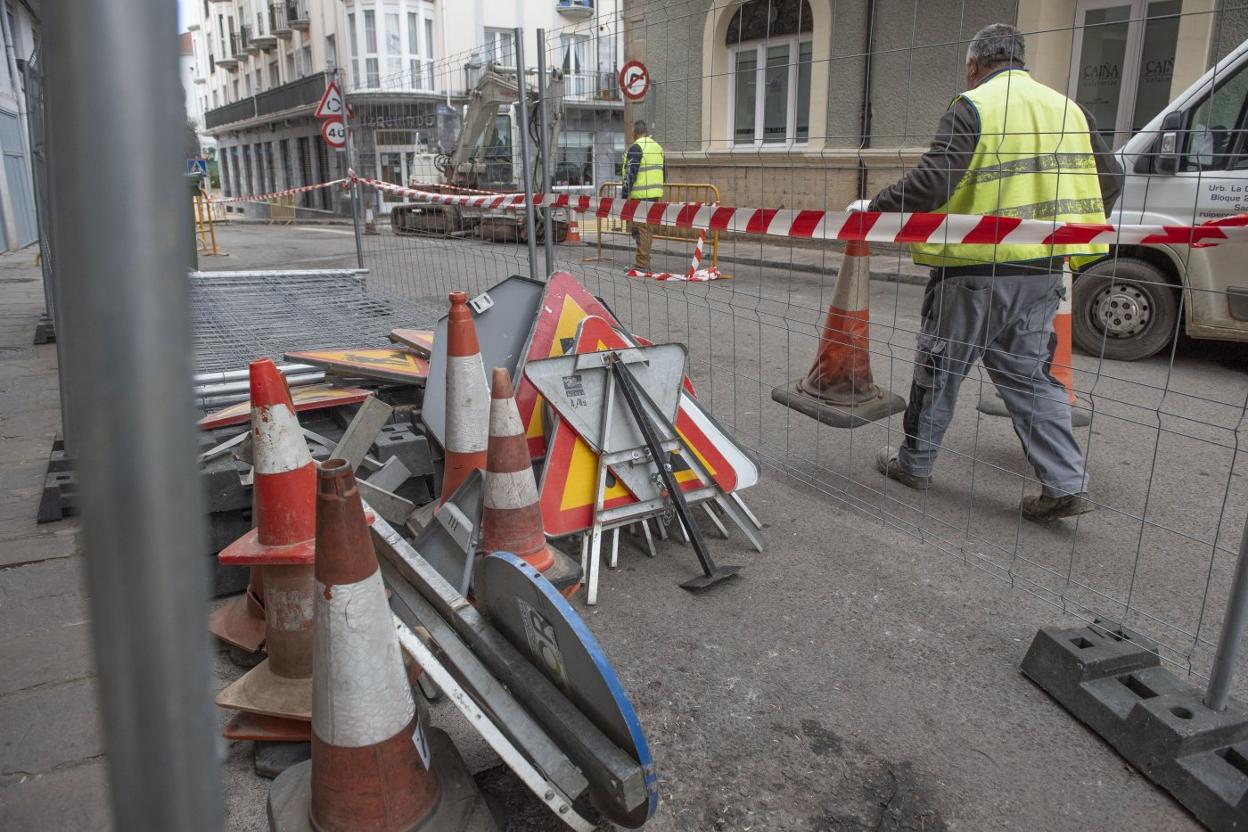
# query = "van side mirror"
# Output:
<box><xmin>1154</xmin><ymin>111</ymin><xmax>1185</xmax><ymax>174</ymax></box>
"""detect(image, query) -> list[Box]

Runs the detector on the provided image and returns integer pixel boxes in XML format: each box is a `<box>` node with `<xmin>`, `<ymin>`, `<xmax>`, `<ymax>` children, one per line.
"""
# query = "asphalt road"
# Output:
<box><xmin>202</xmin><ymin>221</ymin><xmax>1248</xmax><ymax>831</ymax></box>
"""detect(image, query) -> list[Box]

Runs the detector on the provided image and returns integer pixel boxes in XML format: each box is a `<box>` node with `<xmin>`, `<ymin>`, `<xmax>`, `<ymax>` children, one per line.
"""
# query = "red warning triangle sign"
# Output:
<box><xmin>538</xmin><ymin>315</ymin><xmax>746</xmax><ymax>537</ymax></box>
<box><xmin>515</xmin><ymin>271</ymin><xmax>619</xmax><ymax>460</ymax></box>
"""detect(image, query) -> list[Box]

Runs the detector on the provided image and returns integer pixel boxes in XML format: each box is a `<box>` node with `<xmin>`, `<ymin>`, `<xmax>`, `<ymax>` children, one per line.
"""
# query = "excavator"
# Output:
<box><xmin>390</xmin><ymin>64</ymin><xmax>570</xmax><ymax>243</ymax></box>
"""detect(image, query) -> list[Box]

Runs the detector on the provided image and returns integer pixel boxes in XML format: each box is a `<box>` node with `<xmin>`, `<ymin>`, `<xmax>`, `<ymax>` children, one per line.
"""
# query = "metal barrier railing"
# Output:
<box><xmin>586</xmin><ymin>181</ymin><xmax>719</xmax><ymax>269</ymax></box>
<box><xmin>268</xmin><ymin>193</ymin><xmax>296</xmax><ymax>225</ymax></box>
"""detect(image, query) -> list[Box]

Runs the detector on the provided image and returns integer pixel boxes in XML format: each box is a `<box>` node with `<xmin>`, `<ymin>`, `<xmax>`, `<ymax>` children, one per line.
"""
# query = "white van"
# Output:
<box><xmin>1074</xmin><ymin>39</ymin><xmax>1248</xmax><ymax>360</ymax></box>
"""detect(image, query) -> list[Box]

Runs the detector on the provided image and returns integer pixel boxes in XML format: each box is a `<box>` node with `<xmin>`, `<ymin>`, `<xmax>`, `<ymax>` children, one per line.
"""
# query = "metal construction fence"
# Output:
<box><xmin>200</xmin><ymin>0</ymin><xmax>1248</xmax><ymax>696</ymax></box>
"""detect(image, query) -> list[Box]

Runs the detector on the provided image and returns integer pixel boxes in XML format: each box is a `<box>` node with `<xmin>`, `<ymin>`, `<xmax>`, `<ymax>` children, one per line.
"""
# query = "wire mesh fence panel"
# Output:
<box><xmin>204</xmin><ymin>0</ymin><xmax>1248</xmax><ymax>688</ymax></box>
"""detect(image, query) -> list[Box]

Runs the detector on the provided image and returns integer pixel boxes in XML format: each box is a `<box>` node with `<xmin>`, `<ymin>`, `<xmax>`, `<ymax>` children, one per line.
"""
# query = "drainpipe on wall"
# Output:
<box><xmin>857</xmin><ymin>0</ymin><xmax>876</xmax><ymax>200</ymax></box>
<box><xmin>0</xmin><ymin>7</ymin><xmax>24</xmax><ymax>248</ymax></box>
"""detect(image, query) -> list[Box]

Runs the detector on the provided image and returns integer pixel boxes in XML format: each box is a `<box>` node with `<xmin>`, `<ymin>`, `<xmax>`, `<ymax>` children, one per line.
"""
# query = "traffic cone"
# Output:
<box><xmin>565</xmin><ymin>218</ymin><xmax>582</xmax><ymax>244</ymax></box>
<box><xmin>266</xmin><ymin>459</ymin><xmax>498</xmax><ymax>832</ymax></box>
<box><xmin>977</xmin><ymin>261</ymin><xmax>1091</xmax><ymax>427</ymax></box>
<box><xmin>208</xmin><ymin>563</ymin><xmax>266</xmax><ymax>656</ymax></box>
<box><xmin>364</xmin><ymin>207</ymin><xmax>379</xmax><ymax>235</ymax></box>
<box><xmin>216</xmin><ymin>359</ymin><xmax>317</xmax><ymax>723</ymax></box>
<box><xmin>771</xmin><ymin>240</ymin><xmax>905</xmax><ymax>427</ymax></box>
<box><xmin>440</xmin><ymin>291</ymin><xmax>490</xmax><ymax>505</ymax></box>
<box><xmin>481</xmin><ymin>368</ymin><xmax>583</xmax><ymax>599</ymax></box>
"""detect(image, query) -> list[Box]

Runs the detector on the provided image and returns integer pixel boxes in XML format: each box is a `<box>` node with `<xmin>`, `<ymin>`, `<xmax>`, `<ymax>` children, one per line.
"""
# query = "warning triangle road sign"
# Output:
<box><xmin>515</xmin><ymin>271</ymin><xmax>620</xmax><ymax>460</ymax></box>
<box><xmin>314</xmin><ymin>80</ymin><xmax>345</xmax><ymax>119</ymax></box>
<box><xmin>537</xmin><ymin>316</ymin><xmax>757</xmax><ymax>537</ymax></box>
<box><xmin>284</xmin><ymin>347</ymin><xmax>429</xmax><ymax>385</ymax></box>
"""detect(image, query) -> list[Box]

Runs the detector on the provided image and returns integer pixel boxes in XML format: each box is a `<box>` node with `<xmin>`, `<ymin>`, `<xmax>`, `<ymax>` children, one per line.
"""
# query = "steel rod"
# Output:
<box><xmin>45</xmin><ymin>2</ymin><xmax>223</xmax><ymax>828</ymax></box>
<box><xmin>192</xmin><ymin>363</ymin><xmax>317</xmax><ymax>385</ymax></box>
<box><xmin>536</xmin><ymin>28</ymin><xmax>555</xmax><ymax>277</ymax></box>
<box><xmin>1206</xmin><ymin>511</ymin><xmax>1248</xmax><ymax>710</ymax></box>
<box><xmin>513</xmin><ymin>28</ymin><xmax>540</xmax><ymax>283</ymax></box>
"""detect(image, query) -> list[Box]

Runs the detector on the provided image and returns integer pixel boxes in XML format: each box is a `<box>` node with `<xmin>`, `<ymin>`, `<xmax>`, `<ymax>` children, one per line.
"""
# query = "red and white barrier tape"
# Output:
<box><xmin>406</xmin><ymin>181</ymin><xmax>521</xmax><ymax>197</ymax></box>
<box><xmin>626</xmin><ymin>267</ymin><xmax>721</xmax><ymax>282</ymax></box>
<box><xmin>353</xmin><ymin>175</ymin><xmax>1248</xmax><ymax>249</ymax></box>
<box><xmin>214</xmin><ymin>178</ymin><xmax>349</xmax><ymax>205</ymax></box>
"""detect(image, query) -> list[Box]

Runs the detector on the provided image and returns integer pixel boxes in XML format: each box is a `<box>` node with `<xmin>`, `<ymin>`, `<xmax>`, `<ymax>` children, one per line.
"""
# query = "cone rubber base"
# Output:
<box><xmin>680</xmin><ymin>563</ymin><xmax>743</xmax><ymax>593</ymax></box>
<box><xmin>223</xmin><ymin>711</ymin><xmax>311</xmax><ymax>742</ymax></box>
<box><xmin>255</xmin><ymin>741</ymin><xmax>311</xmax><ymax>780</ymax></box>
<box><xmin>976</xmin><ymin>389</ymin><xmax>1092</xmax><ymax>427</ymax></box>
<box><xmin>266</xmin><ymin>727</ymin><xmax>501</xmax><ymax>832</ymax></box>
<box><xmin>209</xmin><ymin>593</ymin><xmax>266</xmax><ymax>654</ymax></box>
<box><xmin>543</xmin><ymin>542</ymin><xmax>583</xmax><ymax>597</ymax></box>
<box><xmin>772</xmin><ymin>380</ymin><xmax>905</xmax><ymax>429</ymax></box>
<box><xmin>217</xmin><ymin>659</ymin><xmax>312</xmax><ymax>721</ymax></box>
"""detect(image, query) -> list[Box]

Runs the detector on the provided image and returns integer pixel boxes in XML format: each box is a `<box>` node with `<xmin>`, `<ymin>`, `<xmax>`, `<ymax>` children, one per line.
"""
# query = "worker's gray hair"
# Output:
<box><xmin>633</xmin><ymin>119</ymin><xmax>649</xmax><ymax>135</ymax></box>
<box><xmin>966</xmin><ymin>23</ymin><xmax>1024</xmax><ymax>68</ymax></box>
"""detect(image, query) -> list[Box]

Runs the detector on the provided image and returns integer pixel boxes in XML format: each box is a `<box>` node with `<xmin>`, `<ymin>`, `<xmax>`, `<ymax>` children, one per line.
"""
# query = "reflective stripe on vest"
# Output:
<box><xmin>623</xmin><ymin>136</ymin><xmax>665</xmax><ymax>200</ymax></box>
<box><xmin>910</xmin><ymin>70</ymin><xmax>1109</xmax><ymax>269</ymax></box>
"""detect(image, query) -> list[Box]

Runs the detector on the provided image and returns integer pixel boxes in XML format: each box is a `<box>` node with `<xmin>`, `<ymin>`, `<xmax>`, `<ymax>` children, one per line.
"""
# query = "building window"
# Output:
<box><xmin>559</xmin><ymin>34</ymin><xmax>590</xmax><ymax>98</ymax></box>
<box><xmin>484</xmin><ymin>28</ymin><xmax>514</xmax><ymax>68</ymax></box>
<box><xmin>269</xmin><ymin>59</ymin><xmax>280</xmax><ymax>87</ymax></box>
<box><xmin>408</xmin><ymin>12</ymin><xmax>421</xmax><ymax>87</ymax></box>
<box><xmin>555</xmin><ymin>130</ymin><xmax>594</xmax><ymax>188</ymax></box>
<box><xmin>385</xmin><ymin>13</ymin><xmax>402</xmax><ymax>85</ymax></box>
<box><xmin>425</xmin><ymin>18</ymin><xmax>435</xmax><ymax>89</ymax></box>
<box><xmin>255</xmin><ymin>68</ymin><xmax>263</xmax><ymax>93</ymax></box>
<box><xmin>364</xmin><ymin>10</ymin><xmax>379</xmax><ymax>87</ymax></box>
<box><xmin>326</xmin><ymin>34</ymin><xmax>337</xmax><ymax>69</ymax></box>
<box><xmin>726</xmin><ymin>0</ymin><xmax>812</xmax><ymax>146</ymax></box>
<box><xmin>348</xmin><ymin>13</ymin><xmax>359</xmax><ymax>84</ymax></box>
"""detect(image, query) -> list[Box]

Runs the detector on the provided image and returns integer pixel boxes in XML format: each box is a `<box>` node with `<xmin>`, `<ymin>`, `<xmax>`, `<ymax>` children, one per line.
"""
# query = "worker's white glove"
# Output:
<box><xmin>845</xmin><ymin>199</ymin><xmax>872</xmax><ymax>213</ymax></box>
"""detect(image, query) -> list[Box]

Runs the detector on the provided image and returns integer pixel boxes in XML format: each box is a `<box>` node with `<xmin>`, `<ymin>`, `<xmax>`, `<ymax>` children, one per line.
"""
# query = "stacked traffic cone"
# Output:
<box><xmin>772</xmin><ymin>240</ymin><xmax>905</xmax><ymax>427</ymax></box>
<box><xmin>977</xmin><ymin>261</ymin><xmax>1091</xmax><ymax>426</ymax></box>
<box><xmin>481</xmin><ymin>369</ymin><xmax>582</xmax><ymax>598</ymax></box>
<box><xmin>439</xmin><ymin>291</ymin><xmax>490</xmax><ymax>504</ymax></box>
<box><xmin>216</xmin><ymin>359</ymin><xmax>317</xmax><ymax>725</ymax></box>
<box><xmin>209</xmin><ymin>559</ymin><xmax>266</xmax><ymax>658</ymax></box>
<box><xmin>266</xmin><ymin>459</ymin><xmax>498</xmax><ymax>832</ymax></box>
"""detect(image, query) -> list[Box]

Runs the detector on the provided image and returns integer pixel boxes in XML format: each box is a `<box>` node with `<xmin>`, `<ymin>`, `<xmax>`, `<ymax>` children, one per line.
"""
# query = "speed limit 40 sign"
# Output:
<box><xmin>618</xmin><ymin>60</ymin><xmax>650</xmax><ymax>101</ymax></box>
<box><xmin>321</xmin><ymin>118</ymin><xmax>347</xmax><ymax>149</ymax></box>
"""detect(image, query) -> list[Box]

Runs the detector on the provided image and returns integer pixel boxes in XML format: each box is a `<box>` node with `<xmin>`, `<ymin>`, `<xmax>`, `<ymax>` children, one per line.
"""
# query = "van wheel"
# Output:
<box><xmin>1072</xmin><ymin>258</ymin><xmax>1179</xmax><ymax>361</ymax></box>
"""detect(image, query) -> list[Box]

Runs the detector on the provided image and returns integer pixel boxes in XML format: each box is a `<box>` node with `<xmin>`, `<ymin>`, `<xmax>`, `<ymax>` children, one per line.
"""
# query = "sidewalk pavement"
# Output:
<box><xmin>0</xmin><ymin>248</ymin><xmax>109</xmax><ymax>829</ymax></box>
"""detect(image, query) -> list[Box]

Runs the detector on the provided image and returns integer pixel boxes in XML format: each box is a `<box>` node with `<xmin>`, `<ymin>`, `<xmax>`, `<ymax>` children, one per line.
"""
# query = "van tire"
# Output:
<box><xmin>1072</xmin><ymin>258</ymin><xmax>1179</xmax><ymax>361</ymax></box>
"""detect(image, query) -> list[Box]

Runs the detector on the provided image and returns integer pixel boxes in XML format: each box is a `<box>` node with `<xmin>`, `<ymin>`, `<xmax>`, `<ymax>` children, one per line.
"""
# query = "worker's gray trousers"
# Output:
<box><xmin>897</xmin><ymin>271</ymin><xmax>1088</xmax><ymax>497</ymax></box>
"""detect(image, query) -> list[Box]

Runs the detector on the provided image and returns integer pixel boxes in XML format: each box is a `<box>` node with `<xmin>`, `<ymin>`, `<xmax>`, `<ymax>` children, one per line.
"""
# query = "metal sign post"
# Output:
<box><xmin>536</xmin><ymin>29</ymin><xmax>555</xmax><ymax>278</ymax></box>
<box><xmin>336</xmin><ymin>68</ymin><xmax>365</xmax><ymax>270</ymax></box>
<box><xmin>1206</xmin><ymin>511</ymin><xmax>1248</xmax><ymax>711</ymax></box>
<box><xmin>513</xmin><ymin>28</ymin><xmax>540</xmax><ymax>284</ymax></box>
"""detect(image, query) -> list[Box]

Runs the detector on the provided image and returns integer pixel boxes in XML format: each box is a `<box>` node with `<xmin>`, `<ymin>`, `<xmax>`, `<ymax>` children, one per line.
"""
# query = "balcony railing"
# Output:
<box><xmin>254</xmin><ymin>12</ymin><xmax>277</xmax><ymax>49</ymax></box>
<box><xmin>204</xmin><ymin>70</ymin><xmax>327</xmax><ymax>129</ymax></box>
<box><xmin>287</xmin><ymin>0</ymin><xmax>310</xmax><ymax>29</ymax></box>
<box><xmin>556</xmin><ymin>0</ymin><xmax>593</xmax><ymax>17</ymax></box>
<box><xmin>271</xmin><ymin>3</ymin><xmax>293</xmax><ymax>38</ymax></box>
<box><xmin>240</xmin><ymin>24</ymin><xmax>258</xmax><ymax>54</ymax></box>
<box><xmin>565</xmin><ymin>71</ymin><xmax>621</xmax><ymax>102</ymax></box>
<box><xmin>216</xmin><ymin>34</ymin><xmax>241</xmax><ymax>69</ymax></box>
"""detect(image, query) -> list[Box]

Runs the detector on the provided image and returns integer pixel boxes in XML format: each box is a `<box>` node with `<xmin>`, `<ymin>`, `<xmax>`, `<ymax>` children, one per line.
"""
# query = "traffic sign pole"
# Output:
<box><xmin>335</xmin><ymin>69</ymin><xmax>365</xmax><ymax>270</ymax></box>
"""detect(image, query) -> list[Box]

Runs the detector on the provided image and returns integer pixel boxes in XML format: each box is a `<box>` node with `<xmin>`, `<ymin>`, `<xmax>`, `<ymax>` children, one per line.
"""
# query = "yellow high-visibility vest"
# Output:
<box><xmin>910</xmin><ymin>70</ymin><xmax>1109</xmax><ymax>268</ymax></box>
<box><xmin>623</xmin><ymin>136</ymin><xmax>664</xmax><ymax>200</ymax></box>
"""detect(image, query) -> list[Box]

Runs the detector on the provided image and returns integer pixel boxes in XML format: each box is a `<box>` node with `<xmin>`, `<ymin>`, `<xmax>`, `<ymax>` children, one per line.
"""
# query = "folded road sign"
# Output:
<box><xmin>198</xmin><ymin>384</ymin><xmax>372</xmax><ymax>431</ymax></box>
<box><xmin>284</xmin><ymin>347</ymin><xmax>429</xmax><ymax>385</ymax></box>
<box><xmin>388</xmin><ymin>328</ymin><xmax>435</xmax><ymax>358</ymax></box>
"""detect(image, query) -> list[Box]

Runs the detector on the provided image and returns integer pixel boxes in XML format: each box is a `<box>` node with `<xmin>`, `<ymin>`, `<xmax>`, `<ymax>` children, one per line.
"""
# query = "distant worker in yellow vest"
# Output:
<box><xmin>858</xmin><ymin>23</ymin><xmax>1123</xmax><ymax>522</ymax></box>
<box><xmin>621</xmin><ymin>120</ymin><xmax>665</xmax><ymax>270</ymax></box>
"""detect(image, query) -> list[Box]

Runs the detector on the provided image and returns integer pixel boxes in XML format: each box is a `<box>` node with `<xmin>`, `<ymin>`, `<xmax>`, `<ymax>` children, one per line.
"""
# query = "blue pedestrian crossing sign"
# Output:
<box><xmin>186</xmin><ymin>158</ymin><xmax>208</xmax><ymax>177</ymax></box>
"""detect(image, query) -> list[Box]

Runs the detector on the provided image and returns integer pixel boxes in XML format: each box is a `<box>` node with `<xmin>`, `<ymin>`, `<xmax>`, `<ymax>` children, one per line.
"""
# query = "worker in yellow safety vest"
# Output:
<box><xmin>621</xmin><ymin>120</ymin><xmax>666</xmax><ymax>270</ymax></box>
<box><xmin>855</xmin><ymin>23</ymin><xmax>1123</xmax><ymax>522</ymax></box>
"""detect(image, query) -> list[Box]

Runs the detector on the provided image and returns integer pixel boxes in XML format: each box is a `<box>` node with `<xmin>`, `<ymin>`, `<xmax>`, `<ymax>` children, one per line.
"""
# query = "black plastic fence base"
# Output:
<box><xmin>1021</xmin><ymin>620</ymin><xmax>1248</xmax><ymax>831</ymax></box>
<box><xmin>36</xmin><ymin>436</ymin><xmax>76</xmax><ymax>523</ymax></box>
<box><xmin>32</xmin><ymin>314</ymin><xmax>55</xmax><ymax>345</ymax></box>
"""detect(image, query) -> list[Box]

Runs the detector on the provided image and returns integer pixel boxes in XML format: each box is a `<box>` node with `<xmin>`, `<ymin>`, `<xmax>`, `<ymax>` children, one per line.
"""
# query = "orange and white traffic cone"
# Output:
<box><xmin>266</xmin><ymin>459</ymin><xmax>497</xmax><ymax>832</ymax></box>
<box><xmin>772</xmin><ymin>240</ymin><xmax>905</xmax><ymax>427</ymax></box>
<box><xmin>439</xmin><ymin>291</ymin><xmax>489</xmax><ymax>505</ymax></box>
<box><xmin>480</xmin><ymin>368</ymin><xmax>582</xmax><ymax>598</ymax></box>
<box><xmin>216</xmin><ymin>358</ymin><xmax>317</xmax><ymax>724</ymax></box>
<box><xmin>977</xmin><ymin>261</ymin><xmax>1091</xmax><ymax>426</ymax></box>
<box><xmin>565</xmin><ymin>218</ymin><xmax>582</xmax><ymax>244</ymax></box>
<box><xmin>209</xmin><ymin>562</ymin><xmax>266</xmax><ymax>657</ymax></box>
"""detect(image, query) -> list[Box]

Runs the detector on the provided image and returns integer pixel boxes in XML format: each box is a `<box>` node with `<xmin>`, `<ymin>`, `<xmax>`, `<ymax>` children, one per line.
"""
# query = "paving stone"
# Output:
<box><xmin>0</xmin><ymin>528</ymin><xmax>78</xmax><ymax>568</ymax></box>
<box><xmin>0</xmin><ymin>678</ymin><xmax>104</xmax><ymax>786</ymax></box>
<box><xmin>0</xmin><ymin>758</ymin><xmax>113</xmax><ymax>831</ymax></box>
<box><xmin>0</xmin><ymin>619</ymin><xmax>93</xmax><ymax>696</ymax></box>
<box><xmin>0</xmin><ymin>558</ymin><xmax>89</xmax><ymax>638</ymax></box>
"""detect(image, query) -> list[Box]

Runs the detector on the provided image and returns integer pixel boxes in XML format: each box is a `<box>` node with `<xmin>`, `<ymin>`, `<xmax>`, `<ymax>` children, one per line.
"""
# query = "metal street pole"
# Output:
<box><xmin>1206</xmin><ymin>511</ymin><xmax>1248</xmax><ymax>711</ymax></box>
<box><xmin>536</xmin><ymin>29</ymin><xmax>555</xmax><ymax>278</ymax></box>
<box><xmin>45</xmin><ymin>1</ymin><xmax>223</xmax><ymax>829</ymax></box>
<box><xmin>338</xmin><ymin>68</ymin><xmax>366</xmax><ymax>270</ymax></box>
<box><xmin>513</xmin><ymin>28</ymin><xmax>540</xmax><ymax>283</ymax></box>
